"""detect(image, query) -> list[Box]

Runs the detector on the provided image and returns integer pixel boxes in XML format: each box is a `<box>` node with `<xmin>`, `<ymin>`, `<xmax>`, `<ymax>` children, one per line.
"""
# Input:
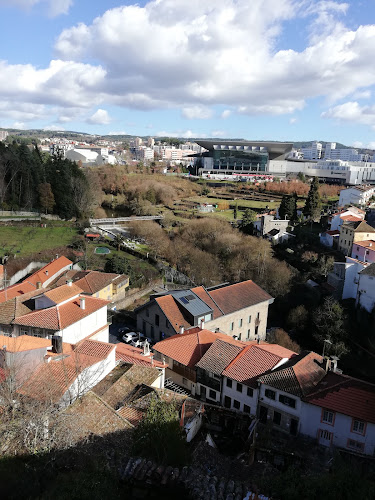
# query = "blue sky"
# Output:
<box><xmin>1</xmin><ymin>0</ymin><xmax>375</xmax><ymax>146</ymax></box>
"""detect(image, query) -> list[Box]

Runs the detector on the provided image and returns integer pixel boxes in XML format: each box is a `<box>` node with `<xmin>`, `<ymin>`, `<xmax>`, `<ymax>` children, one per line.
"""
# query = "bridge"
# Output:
<box><xmin>89</xmin><ymin>215</ymin><xmax>163</xmax><ymax>226</ymax></box>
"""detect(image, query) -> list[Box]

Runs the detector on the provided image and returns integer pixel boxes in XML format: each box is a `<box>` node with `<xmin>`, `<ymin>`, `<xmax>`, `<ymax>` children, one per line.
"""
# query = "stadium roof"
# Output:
<box><xmin>195</xmin><ymin>140</ymin><xmax>293</xmax><ymax>160</ymax></box>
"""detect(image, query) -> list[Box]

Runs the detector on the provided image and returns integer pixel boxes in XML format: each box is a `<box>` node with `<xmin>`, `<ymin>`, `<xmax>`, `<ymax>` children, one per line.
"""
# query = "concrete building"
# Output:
<box><xmin>327</xmin><ymin>257</ymin><xmax>368</xmax><ymax>300</ymax></box>
<box><xmin>135</xmin><ymin>281</ymin><xmax>274</xmax><ymax>343</ymax></box>
<box><xmin>324</xmin><ymin>143</ymin><xmax>367</xmax><ymax>163</ymax></box>
<box><xmin>253</xmin><ymin>215</ymin><xmax>290</xmax><ymax>237</ymax></box>
<box><xmin>339</xmin><ymin>185</ymin><xmax>375</xmax><ymax>208</ymax></box>
<box><xmin>356</xmin><ymin>264</ymin><xmax>375</xmax><ymax>313</ymax></box>
<box><xmin>0</xmin><ymin>130</ymin><xmax>9</xmax><ymax>141</ymax></box>
<box><xmin>329</xmin><ymin>208</ymin><xmax>365</xmax><ymax>232</ymax></box>
<box><xmin>338</xmin><ymin>220</ymin><xmax>375</xmax><ymax>256</ymax></box>
<box><xmin>301</xmin><ymin>141</ymin><xmax>322</xmax><ymax>160</ymax></box>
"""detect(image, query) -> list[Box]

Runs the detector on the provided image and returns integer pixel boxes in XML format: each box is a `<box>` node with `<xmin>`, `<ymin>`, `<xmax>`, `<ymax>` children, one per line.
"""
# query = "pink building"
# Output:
<box><xmin>351</xmin><ymin>240</ymin><xmax>375</xmax><ymax>264</ymax></box>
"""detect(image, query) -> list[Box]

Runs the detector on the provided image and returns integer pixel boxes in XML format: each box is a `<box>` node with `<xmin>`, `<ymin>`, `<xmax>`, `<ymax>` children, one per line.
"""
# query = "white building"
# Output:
<box><xmin>356</xmin><ymin>264</ymin><xmax>375</xmax><ymax>312</ymax></box>
<box><xmin>329</xmin><ymin>208</ymin><xmax>365</xmax><ymax>231</ymax></box>
<box><xmin>339</xmin><ymin>185</ymin><xmax>375</xmax><ymax>208</ymax></box>
<box><xmin>301</xmin><ymin>372</ymin><xmax>375</xmax><ymax>456</ymax></box>
<box><xmin>324</xmin><ymin>143</ymin><xmax>367</xmax><ymax>163</ymax></box>
<box><xmin>327</xmin><ymin>257</ymin><xmax>368</xmax><ymax>300</ymax></box>
<box><xmin>301</xmin><ymin>141</ymin><xmax>322</xmax><ymax>160</ymax></box>
<box><xmin>0</xmin><ymin>130</ymin><xmax>9</xmax><ymax>141</ymax></box>
<box><xmin>65</xmin><ymin>148</ymin><xmax>103</xmax><ymax>165</ymax></box>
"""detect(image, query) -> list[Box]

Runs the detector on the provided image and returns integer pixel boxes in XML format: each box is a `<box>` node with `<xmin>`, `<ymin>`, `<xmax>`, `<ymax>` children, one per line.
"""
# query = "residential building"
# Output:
<box><xmin>54</xmin><ymin>270</ymin><xmax>129</xmax><ymax>301</ymax></box>
<box><xmin>327</xmin><ymin>257</ymin><xmax>368</xmax><ymax>300</ymax></box>
<box><xmin>136</xmin><ymin>280</ymin><xmax>274</xmax><ymax>342</ymax></box>
<box><xmin>356</xmin><ymin>264</ymin><xmax>375</xmax><ymax>313</ymax></box>
<box><xmin>329</xmin><ymin>208</ymin><xmax>365</xmax><ymax>232</ymax></box>
<box><xmin>0</xmin><ymin>283</ymin><xmax>110</xmax><ymax>343</ymax></box>
<box><xmin>253</xmin><ymin>215</ymin><xmax>290</xmax><ymax>237</ymax></box>
<box><xmin>257</xmin><ymin>351</ymin><xmax>326</xmax><ymax>436</ymax></box>
<box><xmin>351</xmin><ymin>240</ymin><xmax>375</xmax><ymax>263</ymax></box>
<box><xmin>320</xmin><ymin>229</ymin><xmax>340</xmax><ymax>248</ymax></box>
<box><xmin>338</xmin><ymin>220</ymin><xmax>375</xmax><ymax>256</ymax></box>
<box><xmin>300</xmin><ymin>372</ymin><xmax>375</xmax><ymax>456</ymax></box>
<box><xmin>339</xmin><ymin>185</ymin><xmax>375</xmax><ymax>208</ymax></box>
<box><xmin>18</xmin><ymin>339</ymin><xmax>116</xmax><ymax>406</ymax></box>
<box><xmin>324</xmin><ymin>143</ymin><xmax>366</xmax><ymax>163</ymax></box>
<box><xmin>152</xmin><ymin>327</ymin><xmax>234</xmax><ymax>394</ymax></box>
<box><xmin>0</xmin><ymin>130</ymin><xmax>9</xmax><ymax>141</ymax></box>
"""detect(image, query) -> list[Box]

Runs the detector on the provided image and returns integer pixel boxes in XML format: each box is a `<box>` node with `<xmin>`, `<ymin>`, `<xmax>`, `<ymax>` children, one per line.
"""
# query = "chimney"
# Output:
<box><xmin>45</xmin><ymin>270</ymin><xmax>48</xmax><ymax>276</ymax></box>
<box><xmin>179</xmin><ymin>325</ymin><xmax>185</xmax><ymax>335</ymax></box>
<box><xmin>36</xmin><ymin>281</ymin><xmax>42</xmax><ymax>289</ymax></box>
<box><xmin>55</xmin><ymin>254</ymin><xmax>59</xmax><ymax>259</ymax></box>
<box><xmin>67</xmin><ymin>279</ymin><xmax>73</xmax><ymax>286</ymax></box>
<box><xmin>200</xmin><ymin>320</ymin><xmax>205</xmax><ymax>329</ymax></box>
<box><xmin>80</xmin><ymin>297</ymin><xmax>86</xmax><ymax>310</ymax></box>
<box><xmin>143</xmin><ymin>340</ymin><xmax>150</xmax><ymax>356</ymax></box>
<box><xmin>52</xmin><ymin>335</ymin><xmax>63</xmax><ymax>354</ymax></box>
<box><xmin>330</xmin><ymin>356</ymin><xmax>339</xmax><ymax>373</ymax></box>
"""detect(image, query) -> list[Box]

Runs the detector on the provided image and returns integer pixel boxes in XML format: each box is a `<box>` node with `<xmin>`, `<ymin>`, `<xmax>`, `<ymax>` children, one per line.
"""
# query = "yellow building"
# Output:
<box><xmin>55</xmin><ymin>270</ymin><xmax>129</xmax><ymax>301</ymax></box>
<box><xmin>338</xmin><ymin>221</ymin><xmax>375</xmax><ymax>256</ymax></box>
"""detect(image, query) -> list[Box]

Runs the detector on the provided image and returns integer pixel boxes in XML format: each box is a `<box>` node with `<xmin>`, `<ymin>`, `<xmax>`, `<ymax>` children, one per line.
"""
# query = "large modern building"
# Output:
<box><xmin>195</xmin><ymin>140</ymin><xmax>293</xmax><ymax>180</ymax></box>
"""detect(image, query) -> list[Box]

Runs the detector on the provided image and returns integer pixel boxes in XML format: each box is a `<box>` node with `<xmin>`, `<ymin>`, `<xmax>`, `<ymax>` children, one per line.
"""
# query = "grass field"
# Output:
<box><xmin>187</xmin><ymin>196</ymin><xmax>279</xmax><ymax>209</ymax></box>
<box><xmin>0</xmin><ymin>225</ymin><xmax>78</xmax><ymax>258</ymax></box>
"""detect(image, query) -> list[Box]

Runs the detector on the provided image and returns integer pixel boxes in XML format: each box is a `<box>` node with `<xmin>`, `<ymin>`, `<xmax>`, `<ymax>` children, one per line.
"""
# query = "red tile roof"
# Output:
<box><xmin>153</xmin><ymin>328</ymin><xmax>237</xmax><ymax>368</ymax></box>
<box><xmin>155</xmin><ymin>295</ymin><xmax>191</xmax><ymax>333</ymax></box>
<box><xmin>258</xmin><ymin>351</ymin><xmax>326</xmax><ymax>397</ymax></box>
<box><xmin>18</xmin><ymin>339</ymin><xmax>115</xmax><ymax>402</ymax></box>
<box><xmin>0</xmin><ymin>334</ymin><xmax>51</xmax><ymax>352</ymax></box>
<box><xmin>191</xmin><ymin>286</ymin><xmax>224</xmax><ymax>319</ymax></box>
<box><xmin>326</xmin><ymin>230</ymin><xmax>340</xmax><ymax>236</ymax></box>
<box><xmin>14</xmin><ymin>295</ymin><xmax>109</xmax><ymax>330</ymax></box>
<box><xmin>307</xmin><ymin>373</ymin><xmax>375</xmax><ymax>424</ymax></box>
<box><xmin>116</xmin><ymin>343</ymin><xmax>166</xmax><ymax>368</ymax></box>
<box><xmin>208</xmin><ymin>280</ymin><xmax>273</xmax><ymax>315</ymax></box>
<box><xmin>43</xmin><ymin>284</ymin><xmax>82</xmax><ymax>304</ymax></box>
<box><xmin>117</xmin><ymin>406</ymin><xmax>145</xmax><ymax>426</ymax></box>
<box><xmin>196</xmin><ymin>338</ymin><xmax>247</xmax><ymax>375</ymax></box>
<box><xmin>223</xmin><ymin>344</ymin><xmax>296</xmax><ymax>387</ymax></box>
<box><xmin>0</xmin><ymin>281</ymin><xmax>37</xmax><ymax>303</ymax></box>
<box><xmin>26</xmin><ymin>256</ymin><xmax>72</xmax><ymax>286</ymax></box>
<box><xmin>341</xmin><ymin>215</ymin><xmax>363</xmax><ymax>222</ymax></box>
<box><xmin>353</xmin><ymin>240</ymin><xmax>375</xmax><ymax>250</ymax></box>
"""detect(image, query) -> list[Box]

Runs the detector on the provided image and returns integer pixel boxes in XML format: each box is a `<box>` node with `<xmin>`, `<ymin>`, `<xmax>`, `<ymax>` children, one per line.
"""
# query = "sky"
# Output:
<box><xmin>1</xmin><ymin>0</ymin><xmax>375</xmax><ymax>146</ymax></box>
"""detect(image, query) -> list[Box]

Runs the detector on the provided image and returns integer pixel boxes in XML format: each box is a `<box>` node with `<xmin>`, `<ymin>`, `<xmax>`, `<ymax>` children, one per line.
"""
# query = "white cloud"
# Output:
<box><xmin>11</xmin><ymin>122</ymin><xmax>27</xmax><ymax>130</ymax></box>
<box><xmin>0</xmin><ymin>0</ymin><xmax>73</xmax><ymax>16</ymax></box>
<box><xmin>182</xmin><ymin>105</ymin><xmax>213</xmax><ymax>119</ymax></box>
<box><xmin>211</xmin><ymin>130</ymin><xmax>227</xmax><ymax>137</ymax></box>
<box><xmin>43</xmin><ymin>125</ymin><xmax>65</xmax><ymax>131</ymax></box>
<box><xmin>108</xmin><ymin>131</ymin><xmax>128</xmax><ymax>135</ymax></box>
<box><xmin>352</xmin><ymin>141</ymin><xmax>363</xmax><ymax>148</ymax></box>
<box><xmin>322</xmin><ymin>101</ymin><xmax>375</xmax><ymax>128</ymax></box>
<box><xmin>289</xmin><ymin>117</ymin><xmax>298</xmax><ymax>124</ymax></box>
<box><xmin>352</xmin><ymin>89</ymin><xmax>371</xmax><ymax>100</ymax></box>
<box><xmin>2</xmin><ymin>0</ymin><xmax>375</xmax><ymax>125</ymax></box>
<box><xmin>87</xmin><ymin>109</ymin><xmax>111</xmax><ymax>125</ymax></box>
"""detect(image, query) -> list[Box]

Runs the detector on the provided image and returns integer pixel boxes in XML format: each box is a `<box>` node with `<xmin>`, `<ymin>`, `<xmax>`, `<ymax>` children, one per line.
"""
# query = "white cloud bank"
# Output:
<box><xmin>0</xmin><ymin>0</ymin><xmax>73</xmax><ymax>17</ymax></box>
<box><xmin>87</xmin><ymin>109</ymin><xmax>111</xmax><ymax>125</ymax></box>
<box><xmin>322</xmin><ymin>102</ymin><xmax>375</xmax><ymax>128</ymax></box>
<box><xmin>2</xmin><ymin>0</ymin><xmax>375</xmax><ymax>128</ymax></box>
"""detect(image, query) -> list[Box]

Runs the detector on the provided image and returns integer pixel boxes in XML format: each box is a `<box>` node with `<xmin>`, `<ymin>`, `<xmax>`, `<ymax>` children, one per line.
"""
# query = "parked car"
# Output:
<box><xmin>118</xmin><ymin>326</ymin><xmax>131</xmax><ymax>335</ymax></box>
<box><xmin>122</xmin><ymin>332</ymin><xmax>139</xmax><ymax>343</ymax></box>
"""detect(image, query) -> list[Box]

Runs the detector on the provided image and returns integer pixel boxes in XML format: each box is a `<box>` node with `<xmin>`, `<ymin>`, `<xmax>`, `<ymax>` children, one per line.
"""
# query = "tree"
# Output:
<box><xmin>239</xmin><ymin>208</ymin><xmax>257</xmax><ymax>234</ymax></box>
<box><xmin>279</xmin><ymin>194</ymin><xmax>296</xmax><ymax>220</ymax></box>
<box><xmin>304</xmin><ymin>177</ymin><xmax>322</xmax><ymax>220</ymax></box>
<box><xmin>315</xmin><ymin>255</ymin><xmax>334</xmax><ymax>278</ymax></box>
<box><xmin>287</xmin><ymin>305</ymin><xmax>309</xmax><ymax>331</ymax></box>
<box><xmin>233</xmin><ymin>202</ymin><xmax>238</xmax><ymax>220</ymax></box>
<box><xmin>38</xmin><ymin>182</ymin><xmax>55</xmax><ymax>214</ymax></box>
<box><xmin>297</xmin><ymin>171</ymin><xmax>306</xmax><ymax>183</ymax></box>
<box><xmin>267</xmin><ymin>328</ymin><xmax>301</xmax><ymax>353</ymax></box>
<box><xmin>313</xmin><ymin>297</ymin><xmax>349</xmax><ymax>356</ymax></box>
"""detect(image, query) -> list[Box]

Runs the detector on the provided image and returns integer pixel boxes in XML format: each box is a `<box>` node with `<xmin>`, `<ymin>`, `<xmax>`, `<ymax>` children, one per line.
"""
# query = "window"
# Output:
<box><xmin>265</xmin><ymin>389</ymin><xmax>276</xmax><ymax>400</ymax></box>
<box><xmin>322</xmin><ymin>409</ymin><xmax>335</xmax><ymax>425</ymax></box>
<box><xmin>155</xmin><ymin>314</ymin><xmax>159</xmax><ymax>326</ymax></box>
<box><xmin>230</xmin><ymin>322</ymin><xmax>234</xmax><ymax>331</ymax></box>
<box><xmin>247</xmin><ymin>387</ymin><xmax>253</xmax><ymax>397</ymax></box>
<box><xmin>20</xmin><ymin>327</ymin><xmax>29</xmax><ymax>336</ymax></box>
<box><xmin>352</xmin><ymin>419</ymin><xmax>366</xmax><ymax>435</ymax></box>
<box><xmin>247</xmin><ymin>329</ymin><xmax>250</xmax><ymax>340</ymax></box>
<box><xmin>243</xmin><ymin>404</ymin><xmax>250</xmax><ymax>414</ymax></box>
<box><xmin>319</xmin><ymin>429</ymin><xmax>333</xmax><ymax>441</ymax></box>
<box><xmin>239</xmin><ymin>318</ymin><xmax>243</xmax><ymax>327</ymax></box>
<box><xmin>233</xmin><ymin>400</ymin><xmax>240</xmax><ymax>410</ymax></box>
<box><xmin>255</xmin><ymin>326</ymin><xmax>259</xmax><ymax>337</ymax></box>
<box><xmin>182</xmin><ymin>377</ymin><xmax>187</xmax><ymax>385</ymax></box>
<box><xmin>209</xmin><ymin>389</ymin><xmax>216</xmax><ymax>400</ymax></box>
<box><xmin>236</xmin><ymin>382</ymin><xmax>242</xmax><ymax>393</ymax></box>
<box><xmin>257</xmin><ymin>312</ymin><xmax>260</xmax><ymax>320</ymax></box>
<box><xmin>279</xmin><ymin>394</ymin><xmax>296</xmax><ymax>408</ymax></box>
<box><xmin>143</xmin><ymin>321</ymin><xmax>146</xmax><ymax>332</ymax></box>
<box><xmin>347</xmin><ymin>439</ymin><xmax>365</xmax><ymax>452</ymax></box>
<box><xmin>150</xmin><ymin>326</ymin><xmax>154</xmax><ymax>338</ymax></box>
<box><xmin>273</xmin><ymin>411</ymin><xmax>281</xmax><ymax>425</ymax></box>
<box><xmin>226</xmin><ymin>378</ymin><xmax>232</xmax><ymax>388</ymax></box>
<box><xmin>248</xmin><ymin>315</ymin><xmax>251</xmax><ymax>323</ymax></box>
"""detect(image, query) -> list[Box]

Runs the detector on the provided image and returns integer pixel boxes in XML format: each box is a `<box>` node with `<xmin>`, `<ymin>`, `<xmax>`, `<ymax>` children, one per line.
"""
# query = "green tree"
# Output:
<box><xmin>279</xmin><ymin>194</ymin><xmax>296</xmax><ymax>220</ymax></box>
<box><xmin>313</xmin><ymin>297</ymin><xmax>349</xmax><ymax>356</ymax></box>
<box><xmin>233</xmin><ymin>202</ymin><xmax>238</xmax><ymax>220</ymax></box>
<box><xmin>297</xmin><ymin>171</ymin><xmax>306</xmax><ymax>183</ymax></box>
<box><xmin>304</xmin><ymin>177</ymin><xmax>322</xmax><ymax>220</ymax></box>
<box><xmin>239</xmin><ymin>208</ymin><xmax>257</xmax><ymax>234</ymax></box>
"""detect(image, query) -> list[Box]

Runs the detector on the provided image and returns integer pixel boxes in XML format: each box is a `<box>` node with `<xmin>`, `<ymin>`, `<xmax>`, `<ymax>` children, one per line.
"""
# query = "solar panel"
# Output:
<box><xmin>180</xmin><ymin>297</ymin><xmax>189</xmax><ymax>304</ymax></box>
<box><xmin>185</xmin><ymin>295</ymin><xmax>195</xmax><ymax>301</ymax></box>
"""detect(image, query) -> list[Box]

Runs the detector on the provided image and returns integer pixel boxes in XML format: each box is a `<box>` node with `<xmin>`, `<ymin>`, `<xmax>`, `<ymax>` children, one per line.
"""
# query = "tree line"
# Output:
<box><xmin>0</xmin><ymin>142</ymin><xmax>92</xmax><ymax>219</ymax></box>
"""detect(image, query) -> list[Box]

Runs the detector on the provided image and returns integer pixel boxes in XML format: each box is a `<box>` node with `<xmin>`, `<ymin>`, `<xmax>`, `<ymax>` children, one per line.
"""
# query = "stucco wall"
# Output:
<box><xmin>221</xmin><ymin>376</ymin><xmax>258</xmax><ymax>416</ymax></box>
<box><xmin>357</xmin><ymin>274</ymin><xmax>375</xmax><ymax>313</ymax></box>
<box><xmin>61</xmin><ymin>306</ymin><xmax>108</xmax><ymax>344</ymax></box>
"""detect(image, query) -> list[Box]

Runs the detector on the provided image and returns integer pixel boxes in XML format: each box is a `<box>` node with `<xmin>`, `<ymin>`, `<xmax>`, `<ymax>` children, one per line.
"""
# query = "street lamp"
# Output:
<box><xmin>322</xmin><ymin>338</ymin><xmax>332</xmax><ymax>358</ymax></box>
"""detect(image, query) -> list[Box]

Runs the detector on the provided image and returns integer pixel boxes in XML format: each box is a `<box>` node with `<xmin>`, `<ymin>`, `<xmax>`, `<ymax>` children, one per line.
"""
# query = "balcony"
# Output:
<box><xmin>172</xmin><ymin>361</ymin><xmax>196</xmax><ymax>383</ymax></box>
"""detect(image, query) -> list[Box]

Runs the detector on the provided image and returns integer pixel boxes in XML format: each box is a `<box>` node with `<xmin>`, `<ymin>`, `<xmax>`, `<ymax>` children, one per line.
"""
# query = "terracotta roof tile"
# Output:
<box><xmin>223</xmin><ymin>344</ymin><xmax>296</xmax><ymax>387</ymax></box>
<box><xmin>0</xmin><ymin>334</ymin><xmax>51</xmax><ymax>352</ymax></box>
<box><xmin>196</xmin><ymin>338</ymin><xmax>248</xmax><ymax>375</ymax></box>
<box><xmin>117</xmin><ymin>406</ymin><xmax>145</xmax><ymax>426</ymax></box>
<box><xmin>155</xmin><ymin>295</ymin><xmax>191</xmax><ymax>333</ymax></box>
<box><xmin>14</xmin><ymin>295</ymin><xmax>109</xmax><ymax>330</ymax></box>
<box><xmin>341</xmin><ymin>215</ymin><xmax>363</xmax><ymax>222</ymax></box>
<box><xmin>306</xmin><ymin>373</ymin><xmax>375</xmax><ymax>424</ymax></box>
<box><xmin>153</xmin><ymin>329</ymin><xmax>238</xmax><ymax>368</ymax></box>
<box><xmin>0</xmin><ymin>281</ymin><xmax>36</xmax><ymax>303</ymax></box>
<box><xmin>208</xmin><ymin>280</ymin><xmax>273</xmax><ymax>315</ymax></box>
<box><xmin>116</xmin><ymin>343</ymin><xmax>166</xmax><ymax>368</ymax></box>
<box><xmin>54</xmin><ymin>270</ymin><xmax>128</xmax><ymax>295</ymax></box>
<box><xmin>258</xmin><ymin>351</ymin><xmax>326</xmax><ymax>397</ymax></box>
<box><xmin>43</xmin><ymin>284</ymin><xmax>82</xmax><ymax>304</ymax></box>
<box><xmin>353</xmin><ymin>240</ymin><xmax>375</xmax><ymax>250</ymax></box>
<box><xmin>191</xmin><ymin>286</ymin><xmax>224</xmax><ymax>319</ymax></box>
<box><xmin>26</xmin><ymin>256</ymin><xmax>73</xmax><ymax>286</ymax></box>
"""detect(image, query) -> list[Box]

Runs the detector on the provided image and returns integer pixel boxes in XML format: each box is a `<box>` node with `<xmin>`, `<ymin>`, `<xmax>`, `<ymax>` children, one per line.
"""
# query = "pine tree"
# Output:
<box><xmin>304</xmin><ymin>177</ymin><xmax>322</xmax><ymax>220</ymax></box>
<box><xmin>279</xmin><ymin>194</ymin><xmax>297</xmax><ymax>220</ymax></box>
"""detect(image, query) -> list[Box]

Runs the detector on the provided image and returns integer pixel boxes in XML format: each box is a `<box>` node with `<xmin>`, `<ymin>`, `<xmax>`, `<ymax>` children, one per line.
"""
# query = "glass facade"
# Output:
<box><xmin>212</xmin><ymin>147</ymin><xmax>268</xmax><ymax>172</ymax></box>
